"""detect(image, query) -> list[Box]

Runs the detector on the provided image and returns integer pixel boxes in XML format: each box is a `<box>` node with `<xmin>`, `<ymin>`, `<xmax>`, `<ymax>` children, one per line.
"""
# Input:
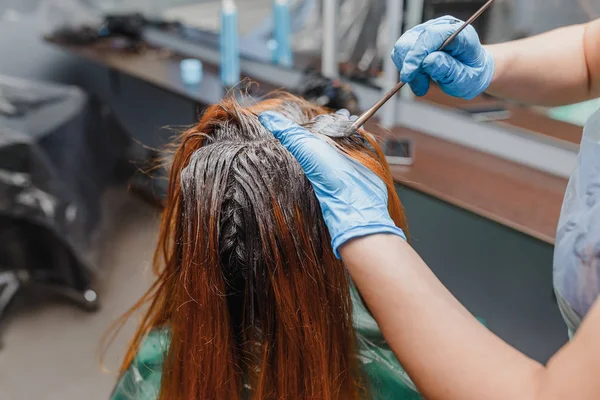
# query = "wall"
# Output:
<box><xmin>488</xmin><ymin>0</ymin><xmax>600</xmax><ymax>43</ymax></box>
<box><xmin>520</xmin><ymin>0</ymin><xmax>599</xmax><ymax>36</ymax></box>
<box><xmin>0</xmin><ymin>0</ymin><xmax>197</xmax><ymax>149</ymax></box>
<box><xmin>0</xmin><ymin>0</ymin><xmax>77</xmax><ymax>82</ymax></box>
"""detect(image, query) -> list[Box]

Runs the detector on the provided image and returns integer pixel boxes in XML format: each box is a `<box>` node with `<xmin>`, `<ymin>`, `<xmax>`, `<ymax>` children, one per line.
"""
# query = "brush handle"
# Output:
<box><xmin>350</xmin><ymin>81</ymin><xmax>407</xmax><ymax>131</ymax></box>
<box><xmin>350</xmin><ymin>0</ymin><xmax>495</xmax><ymax>131</ymax></box>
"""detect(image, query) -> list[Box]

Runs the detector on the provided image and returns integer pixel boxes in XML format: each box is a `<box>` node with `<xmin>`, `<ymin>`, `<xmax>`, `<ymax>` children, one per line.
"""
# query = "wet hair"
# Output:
<box><xmin>109</xmin><ymin>92</ymin><xmax>408</xmax><ymax>400</ymax></box>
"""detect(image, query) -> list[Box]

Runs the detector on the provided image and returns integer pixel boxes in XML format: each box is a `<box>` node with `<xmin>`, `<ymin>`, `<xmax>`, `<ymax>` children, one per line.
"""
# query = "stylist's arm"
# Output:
<box><xmin>259</xmin><ymin>111</ymin><xmax>600</xmax><ymax>400</ymax></box>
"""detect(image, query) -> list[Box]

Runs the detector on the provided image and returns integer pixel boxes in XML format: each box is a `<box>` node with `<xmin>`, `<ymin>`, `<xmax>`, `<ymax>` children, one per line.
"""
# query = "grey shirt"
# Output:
<box><xmin>554</xmin><ymin>107</ymin><xmax>600</xmax><ymax>336</ymax></box>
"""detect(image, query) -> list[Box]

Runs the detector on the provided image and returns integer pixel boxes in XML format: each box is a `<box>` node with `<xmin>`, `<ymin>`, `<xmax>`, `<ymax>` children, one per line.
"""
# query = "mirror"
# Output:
<box><xmin>486</xmin><ymin>0</ymin><xmax>600</xmax><ymax>127</ymax></box>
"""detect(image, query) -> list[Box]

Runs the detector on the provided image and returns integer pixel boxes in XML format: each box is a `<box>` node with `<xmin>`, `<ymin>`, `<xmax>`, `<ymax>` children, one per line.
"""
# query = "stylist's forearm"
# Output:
<box><xmin>485</xmin><ymin>21</ymin><xmax>597</xmax><ymax>106</ymax></box>
<box><xmin>340</xmin><ymin>234</ymin><xmax>544</xmax><ymax>400</ymax></box>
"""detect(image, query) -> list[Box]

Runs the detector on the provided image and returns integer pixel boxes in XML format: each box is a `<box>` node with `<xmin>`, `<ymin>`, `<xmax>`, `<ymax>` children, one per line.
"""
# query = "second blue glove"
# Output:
<box><xmin>391</xmin><ymin>15</ymin><xmax>495</xmax><ymax>99</ymax></box>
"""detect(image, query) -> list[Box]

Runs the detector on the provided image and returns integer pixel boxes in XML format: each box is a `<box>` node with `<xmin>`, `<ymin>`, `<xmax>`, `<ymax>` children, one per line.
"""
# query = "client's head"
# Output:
<box><xmin>116</xmin><ymin>92</ymin><xmax>407</xmax><ymax>400</ymax></box>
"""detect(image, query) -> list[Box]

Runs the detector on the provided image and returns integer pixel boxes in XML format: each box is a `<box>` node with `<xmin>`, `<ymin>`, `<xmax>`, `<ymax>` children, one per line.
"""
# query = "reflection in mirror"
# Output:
<box><xmin>487</xmin><ymin>0</ymin><xmax>599</xmax><ymax>43</ymax></box>
<box><xmin>486</xmin><ymin>0</ymin><xmax>600</xmax><ymax>127</ymax></box>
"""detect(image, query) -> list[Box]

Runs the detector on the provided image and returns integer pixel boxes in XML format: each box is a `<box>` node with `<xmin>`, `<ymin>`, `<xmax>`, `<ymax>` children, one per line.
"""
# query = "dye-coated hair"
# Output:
<box><xmin>110</xmin><ymin>92</ymin><xmax>408</xmax><ymax>400</ymax></box>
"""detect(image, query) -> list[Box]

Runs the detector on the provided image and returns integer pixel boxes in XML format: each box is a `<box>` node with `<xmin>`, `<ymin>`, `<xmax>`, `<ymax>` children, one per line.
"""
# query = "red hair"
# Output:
<box><xmin>107</xmin><ymin>92</ymin><xmax>408</xmax><ymax>400</ymax></box>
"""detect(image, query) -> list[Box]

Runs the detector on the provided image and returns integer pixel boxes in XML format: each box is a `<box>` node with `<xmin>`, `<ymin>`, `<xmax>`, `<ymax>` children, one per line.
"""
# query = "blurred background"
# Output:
<box><xmin>0</xmin><ymin>1</ymin><xmax>598</xmax><ymax>399</ymax></box>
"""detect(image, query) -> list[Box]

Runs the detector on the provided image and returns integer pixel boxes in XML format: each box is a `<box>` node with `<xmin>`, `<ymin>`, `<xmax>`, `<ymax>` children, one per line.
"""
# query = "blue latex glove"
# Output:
<box><xmin>391</xmin><ymin>15</ymin><xmax>495</xmax><ymax>99</ymax></box>
<box><xmin>259</xmin><ymin>111</ymin><xmax>406</xmax><ymax>259</ymax></box>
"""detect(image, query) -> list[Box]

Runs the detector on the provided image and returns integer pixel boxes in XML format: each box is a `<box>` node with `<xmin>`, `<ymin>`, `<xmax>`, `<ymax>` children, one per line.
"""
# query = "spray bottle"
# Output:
<box><xmin>220</xmin><ymin>0</ymin><xmax>240</xmax><ymax>87</ymax></box>
<box><xmin>272</xmin><ymin>0</ymin><xmax>293</xmax><ymax>67</ymax></box>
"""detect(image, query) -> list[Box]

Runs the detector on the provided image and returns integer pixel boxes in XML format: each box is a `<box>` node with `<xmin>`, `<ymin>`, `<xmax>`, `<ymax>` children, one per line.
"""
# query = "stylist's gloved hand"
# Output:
<box><xmin>259</xmin><ymin>111</ymin><xmax>406</xmax><ymax>259</ymax></box>
<box><xmin>392</xmin><ymin>15</ymin><xmax>495</xmax><ymax>99</ymax></box>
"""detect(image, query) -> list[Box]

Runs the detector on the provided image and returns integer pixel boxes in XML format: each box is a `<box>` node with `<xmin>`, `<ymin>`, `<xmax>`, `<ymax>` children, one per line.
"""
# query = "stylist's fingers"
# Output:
<box><xmin>336</xmin><ymin>108</ymin><xmax>359</xmax><ymax>121</ymax></box>
<box><xmin>259</xmin><ymin>111</ymin><xmax>312</xmax><ymax>149</ymax></box>
<box><xmin>422</xmin><ymin>51</ymin><xmax>463</xmax><ymax>85</ymax></box>
<box><xmin>335</xmin><ymin>108</ymin><xmax>351</xmax><ymax>118</ymax></box>
<box><xmin>407</xmin><ymin>71</ymin><xmax>431</xmax><ymax>96</ymax></box>
<box><xmin>401</xmin><ymin>22</ymin><xmax>461</xmax><ymax>83</ymax></box>
<box><xmin>259</xmin><ymin>111</ymin><xmax>334</xmax><ymax>175</ymax></box>
<box><xmin>392</xmin><ymin>24</ymin><xmax>431</xmax><ymax>96</ymax></box>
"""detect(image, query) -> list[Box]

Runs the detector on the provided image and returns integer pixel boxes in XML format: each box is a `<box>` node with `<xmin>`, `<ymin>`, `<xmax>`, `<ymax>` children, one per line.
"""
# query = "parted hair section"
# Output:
<box><xmin>110</xmin><ymin>92</ymin><xmax>408</xmax><ymax>400</ymax></box>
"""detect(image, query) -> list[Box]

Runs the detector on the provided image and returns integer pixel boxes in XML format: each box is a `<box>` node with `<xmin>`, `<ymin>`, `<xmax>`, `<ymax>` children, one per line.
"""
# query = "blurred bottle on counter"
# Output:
<box><xmin>220</xmin><ymin>0</ymin><xmax>240</xmax><ymax>87</ymax></box>
<box><xmin>272</xmin><ymin>0</ymin><xmax>293</xmax><ymax>68</ymax></box>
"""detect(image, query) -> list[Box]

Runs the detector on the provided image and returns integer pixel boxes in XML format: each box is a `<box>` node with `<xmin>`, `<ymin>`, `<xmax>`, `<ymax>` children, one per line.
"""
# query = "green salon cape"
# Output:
<box><xmin>111</xmin><ymin>283</ymin><xmax>421</xmax><ymax>400</ymax></box>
